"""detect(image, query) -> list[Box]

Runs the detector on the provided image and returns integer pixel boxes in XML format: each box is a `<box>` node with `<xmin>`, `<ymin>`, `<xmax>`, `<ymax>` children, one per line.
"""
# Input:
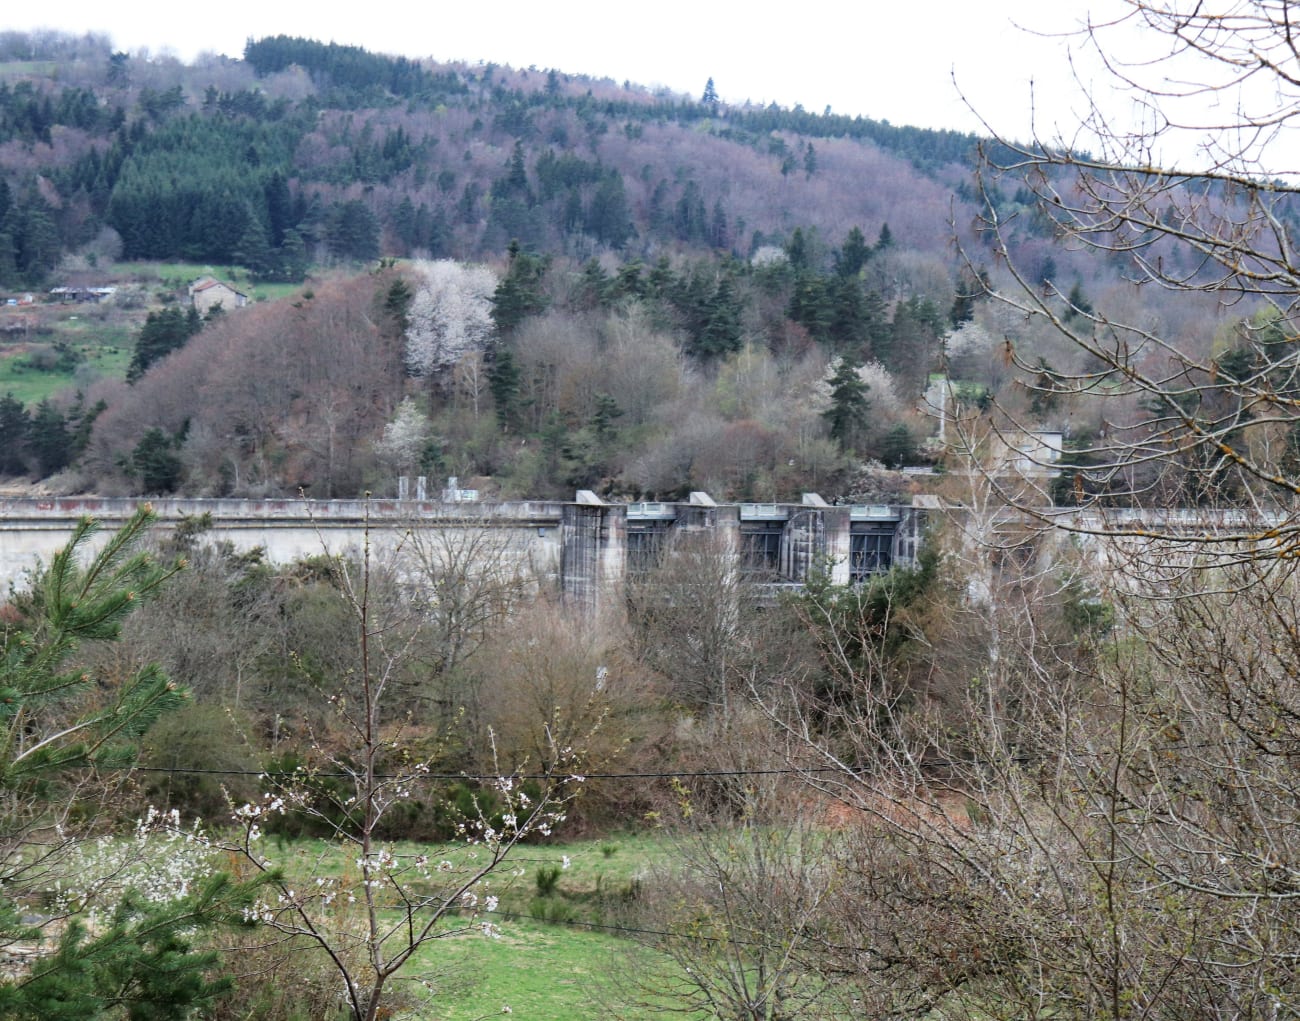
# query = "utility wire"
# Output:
<box><xmin>131</xmin><ymin>764</ymin><xmax>860</xmax><ymax>781</ymax></box>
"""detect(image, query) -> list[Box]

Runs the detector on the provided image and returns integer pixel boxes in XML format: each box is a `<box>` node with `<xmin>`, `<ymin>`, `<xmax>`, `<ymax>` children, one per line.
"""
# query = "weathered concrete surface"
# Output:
<box><xmin>0</xmin><ymin>496</ymin><xmax>928</xmax><ymax>606</ymax></box>
<box><xmin>0</xmin><ymin>496</ymin><xmax>574</xmax><ymax>592</ymax></box>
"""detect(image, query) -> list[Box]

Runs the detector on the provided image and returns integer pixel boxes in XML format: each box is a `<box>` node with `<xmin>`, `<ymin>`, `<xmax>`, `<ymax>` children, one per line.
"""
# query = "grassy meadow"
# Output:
<box><xmin>0</xmin><ymin>307</ymin><xmax>131</xmax><ymax>404</ymax></box>
<box><xmin>0</xmin><ymin>261</ymin><xmax>314</xmax><ymax>408</ymax></box>
<box><xmin>215</xmin><ymin>831</ymin><xmax>695</xmax><ymax>1020</ymax></box>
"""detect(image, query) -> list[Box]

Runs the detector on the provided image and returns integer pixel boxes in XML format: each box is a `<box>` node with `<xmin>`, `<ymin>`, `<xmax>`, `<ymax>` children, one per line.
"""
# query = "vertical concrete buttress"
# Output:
<box><xmin>560</xmin><ymin>494</ymin><xmax>626</xmax><ymax>615</ymax></box>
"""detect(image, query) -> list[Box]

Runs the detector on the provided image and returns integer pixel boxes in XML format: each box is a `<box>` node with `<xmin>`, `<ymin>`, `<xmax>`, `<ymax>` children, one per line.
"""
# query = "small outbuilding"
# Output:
<box><xmin>189</xmin><ymin>277</ymin><xmax>248</xmax><ymax>314</ymax></box>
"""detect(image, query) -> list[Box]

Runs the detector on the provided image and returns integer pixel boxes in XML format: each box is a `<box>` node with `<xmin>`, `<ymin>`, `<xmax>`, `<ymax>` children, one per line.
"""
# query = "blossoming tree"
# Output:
<box><xmin>217</xmin><ymin>517</ymin><xmax>587</xmax><ymax>1021</ymax></box>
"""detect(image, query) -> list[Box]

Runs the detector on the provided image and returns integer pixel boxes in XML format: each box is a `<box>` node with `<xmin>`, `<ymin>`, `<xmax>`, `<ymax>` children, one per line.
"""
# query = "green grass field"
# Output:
<box><xmin>0</xmin><ymin>60</ymin><xmax>58</xmax><ymax>77</ymax></box>
<box><xmin>417</xmin><ymin>920</ymin><xmax>649</xmax><ymax>1020</ymax></box>
<box><xmin>102</xmin><ymin>260</ymin><xmax>321</xmax><ymax>305</ymax></box>
<box><xmin>0</xmin><ymin>261</ymin><xmax>320</xmax><ymax>408</ymax></box>
<box><xmin>237</xmin><ymin>831</ymin><xmax>691</xmax><ymax>1020</ymax></box>
<box><xmin>401</xmin><ymin>833</ymin><xmax>696</xmax><ymax>1020</ymax></box>
<box><xmin>0</xmin><ymin>315</ymin><xmax>131</xmax><ymax>405</ymax></box>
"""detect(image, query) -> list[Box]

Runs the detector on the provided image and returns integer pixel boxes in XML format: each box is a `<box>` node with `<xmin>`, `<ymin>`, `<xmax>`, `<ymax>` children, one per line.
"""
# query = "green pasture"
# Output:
<box><xmin>258</xmin><ymin>830</ymin><xmax>662</xmax><ymax>921</ymax></box>
<box><xmin>419</xmin><ymin>920</ymin><xmax>667</xmax><ymax>1020</ymax></box>
<box><xmin>0</xmin><ymin>317</ymin><xmax>131</xmax><ymax>405</ymax></box>
<box><xmin>238</xmin><ymin>831</ymin><xmax>690</xmax><ymax>1020</ymax></box>
<box><xmin>0</xmin><ymin>60</ymin><xmax>58</xmax><ymax>77</ymax></box>
<box><xmin>388</xmin><ymin>833</ymin><xmax>693</xmax><ymax>1020</ymax></box>
<box><xmin>0</xmin><ymin>259</ymin><xmax>319</xmax><ymax>407</ymax></box>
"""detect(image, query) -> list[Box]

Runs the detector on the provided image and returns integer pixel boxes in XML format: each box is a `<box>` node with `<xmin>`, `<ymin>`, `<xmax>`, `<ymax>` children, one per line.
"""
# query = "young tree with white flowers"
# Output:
<box><xmin>218</xmin><ymin>513</ymin><xmax>587</xmax><ymax>1021</ymax></box>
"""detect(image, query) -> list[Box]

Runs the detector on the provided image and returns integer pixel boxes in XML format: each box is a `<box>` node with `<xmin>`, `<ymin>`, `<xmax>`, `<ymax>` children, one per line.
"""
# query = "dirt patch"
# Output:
<box><xmin>817</xmin><ymin>786</ymin><xmax>974</xmax><ymax>835</ymax></box>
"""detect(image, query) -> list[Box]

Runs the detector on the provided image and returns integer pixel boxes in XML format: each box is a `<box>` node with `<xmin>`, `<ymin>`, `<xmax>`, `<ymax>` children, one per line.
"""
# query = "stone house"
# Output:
<box><xmin>189</xmin><ymin>277</ymin><xmax>248</xmax><ymax>314</ymax></box>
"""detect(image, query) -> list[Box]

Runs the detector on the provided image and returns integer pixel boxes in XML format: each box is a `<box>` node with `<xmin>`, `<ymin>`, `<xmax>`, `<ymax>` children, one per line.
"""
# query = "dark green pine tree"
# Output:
<box><xmin>1066</xmin><ymin>279</ymin><xmax>1094</xmax><ymax>319</ymax></box>
<box><xmin>382</xmin><ymin>276</ymin><xmax>414</xmax><ymax>335</ymax></box>
<box><xmin>28</xmin><ymin>399</ymin><xmax>70</xmax><ymax>477</ymax></box>
<box><xmin>491</xmin><ymin>240</ymin><xmax>549</xmax><ymax>336</ymax></box>
<box><xmin>64</xmin><ymin>392</ymin><xmax>106</xmax><ymax>464</ymax></box>
<box><xmin>674</xmin><ymin>181</ymin><xmax>708</xmax><ymax>243</ymax></box>
<box><xmin>488</xmin><ymin>347</ymin><xmax>522</xmax><ymax>431</ymax></box>
<box><xmin>647</xmin><ymin>255</ymin><xmax>674</xmax><ymax>299</ymax></box>
<box><xmin>876</xmin><ymin>423</ymin><xmax>917</xmax><ymax>469</ymax></box>
<box><xmin>0</xmin><ymin>179</ymin><xmax>13</xmax><ymax>280</ymax></box>
<box><xmin>788</xmin><ymin>273</ymin><xmax>833</xmax><ymax>343</ymax></box>
<box><xmin>949</xmin><ymin>268</ymin><xmax>990</xmax><ymax>327</ymax></box>
<box><xmin>591</xmin><ymin>393</ymin><xmax>623</xmax><ymax>444</ymax></box>
<box><xmin>488</xmin><ymin>141</ymin><xmax>541</xmax><ymax>245</ymax></box>
<box><xmin>827</xmin><ymin>275</ymin><xmax>871</xmax><ymax>352</ymax></box>
<box><xmin>887</xmin><ymin>296</ymin><xmax>945</xmax><ymax>397</ymax></box>
<box><xmin>504</xmin><ymin>140</ymin><xmax>530</xmax><ymax>197</ymax></box>
<box><xmin>12</xmin><ymin>204</ymin><xmax>61</xmax><ymax>284</ymax></box>
<box><xmin>835</xmin><ymin>226</ymin><xmax>871</xmax><ymax>278</ymax></box>
<box><xmin>708</xmin><ymin>200</ymin><xmax>729</xmax><ymax>250</ymax></box>
<box><xmin>263</xmin><ymin>170</ymin><xmax>292</xmax><ymax>246</ymax></box>
<box><xmin>127</xmin><ymin>307</ymin><xmax>202</xmax><ymax>383</ymax></box>
<box><xmin>701</xmin><ymin>77</ymin><xmax>719</xmax><ymax>106</ymax></box>
<box><xmin>232</xmin><ymin>216</ymin><xmax>274</xmax><ymax>279</ymax></box>
<box><xmin>0</xmin><ymin>508</ymin><xmax>265</xmax><ymax>1019</ymax></box>
<box><xmin>823</xmin><ymin>356</ymin><xmax>871</xmax><ymax>453</ymax></box>
<box><xmin>613</xmin><ymin>260</ymin><xmax>645</xmax><ymax>300</ymax></box>
<box><xmin>326</xmin><ymin>199</ymin><xmax>380</xmax><ymax>262</ymax></box>
<box><xmin>585</xmin><ymin>173</ymin><xmax>634</xmax><ymax>249</ymax></box>
<box><xmin>392</xmin><ymin>195</ymin><xmax>419</xmax><ymax>253</ymax></box>
<box><xmin>695</xmin><ymin>274</ymin><xmax>743</xmax><ymax>358</ymax></box>
<box><xmin>861</xmin><ymin>288</ymin><xmax>892</xmax><ymax>360</ymax></box>
<box><xmin>0</xmin><ymin>231</ymin><xmax>16</xmax><ymax>284</ymax></box>
<box><xmin>670</xmin><ymin>264</ymin><xmax>716</xmax><ymax>342</ymax></box>
<box><xmin>273</xmin><ymin>227</ymin><xmax>309</xmax><ymax>283</ymax></box>
<box><xmin>0</xmin><ymin>393</ymin><xmax>30</xmax><ymax>475</ymax></box>
<box><xmin>105</xmin><ymin>50</ymin><xmax>130</xmax><ymax>86</ymax></box>
<box><xmin>561</xmin><ymin>190</ymin><xmax>585</xmax><ymax>234</ymax></box>
<box><xmin>785</xmin><ymin>227</ymin><xmax>811</xmax><ymax>272</ymax></box>
<box><xmin>131</xmin><ymin>427</ymin><xmax>183</xmax><ymax>493</ymax></box>
<box><xmin>573</xmin><ymin>259</ymin><xmax>611</xmax><ymax>311</ymax></box>
<box><xmin>803</xmin><ymin>143</ymin><xmax>818</xmax><ymax>178</ymax></box>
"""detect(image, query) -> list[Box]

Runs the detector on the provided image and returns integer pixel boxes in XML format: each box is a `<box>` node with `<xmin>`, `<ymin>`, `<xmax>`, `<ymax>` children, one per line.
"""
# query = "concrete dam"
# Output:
<box><xmin>0</xmin><ymin>492</ymin><xmax>931</xmax><ymax>612</ymax></box>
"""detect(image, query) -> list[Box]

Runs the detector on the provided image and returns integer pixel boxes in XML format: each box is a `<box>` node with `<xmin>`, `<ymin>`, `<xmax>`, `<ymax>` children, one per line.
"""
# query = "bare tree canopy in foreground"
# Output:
<box><xmin>968</xmin><ymin>1</ymin><xmax>1300</xmax><ymax>564</ymax></box>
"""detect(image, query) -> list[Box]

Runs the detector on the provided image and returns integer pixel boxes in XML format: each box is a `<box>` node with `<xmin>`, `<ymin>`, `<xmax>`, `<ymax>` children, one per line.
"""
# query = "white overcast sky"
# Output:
<box><xmin>10</xmin><ymin>0</ymin><xmax>1272</xmax><ymax>170</ymax></box>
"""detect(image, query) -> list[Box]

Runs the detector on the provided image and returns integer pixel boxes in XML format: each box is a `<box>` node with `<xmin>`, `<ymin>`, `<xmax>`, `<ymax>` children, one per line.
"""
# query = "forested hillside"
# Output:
<box><xmin>0</xmin><ymin>30</ymin><xmax>1253</xmax><ymax>500</ymax></box>
<box><xmin>8</xmin><ymin>14</ymin><xmax>1300</xmax><ymax>1021</ymax></box>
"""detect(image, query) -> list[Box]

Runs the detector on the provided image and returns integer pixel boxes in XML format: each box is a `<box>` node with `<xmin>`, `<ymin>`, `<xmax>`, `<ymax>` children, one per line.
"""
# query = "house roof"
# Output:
<box><xmin>190</xmin><ymin>277</ymin><xmax>247</xmax><ymax>297</ymax></box>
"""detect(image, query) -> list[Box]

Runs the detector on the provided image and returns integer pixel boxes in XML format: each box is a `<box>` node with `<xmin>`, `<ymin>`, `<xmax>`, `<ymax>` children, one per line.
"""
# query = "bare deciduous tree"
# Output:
<box><xmin>957</xmin><ymin>4</ymin><xmax>1300</xmax><ymax>565</ymax></box>
<box><xmin>394</xmin><ymin>513</ymin><xmax>535</xmax><ymax>739</ymax></box>
<box><xmin>770</xmin><ymin>508</ymin><xmax>1300</xmax><ymax>1018</ymax></box>
<box><xmin>624</xmin><ymin>801</ymin><xmax>848</xmax><ymax>1021</ymax></box>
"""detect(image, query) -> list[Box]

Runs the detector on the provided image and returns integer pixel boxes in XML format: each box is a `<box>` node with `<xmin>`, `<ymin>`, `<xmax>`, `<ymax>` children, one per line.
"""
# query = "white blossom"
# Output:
<box><xmin>374</xmin><ymin>398</ymin><xmax>432</xmax><ymax>472</ymax></box>
<box><xmin>404</xmin><ymin>259</ymin><xmax>498</xmax><ymax>379</ymax></box>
